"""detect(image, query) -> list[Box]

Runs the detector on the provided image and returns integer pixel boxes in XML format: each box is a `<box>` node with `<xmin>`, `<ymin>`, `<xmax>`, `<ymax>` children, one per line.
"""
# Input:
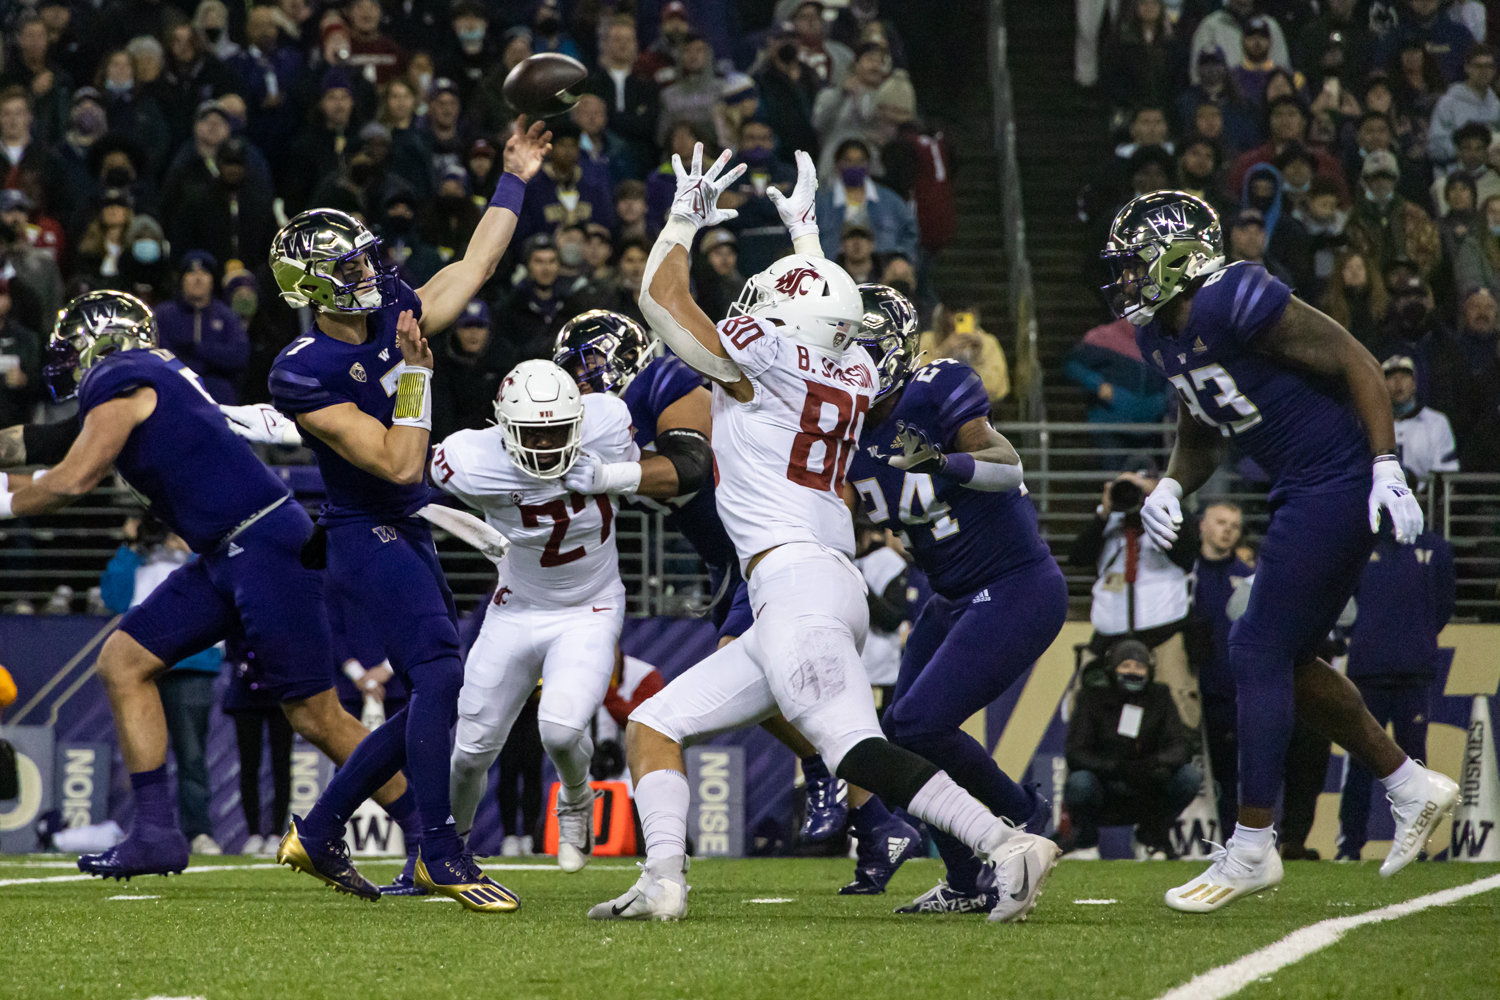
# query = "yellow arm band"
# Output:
<box><xmin>392</xmin><ymin>365</ymin><xmax>432</xmax><ymax>430</ymax></box>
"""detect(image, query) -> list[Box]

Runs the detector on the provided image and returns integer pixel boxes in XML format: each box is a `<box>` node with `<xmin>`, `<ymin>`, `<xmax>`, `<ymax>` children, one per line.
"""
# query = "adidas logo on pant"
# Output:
<box><xmin>888</xmin><ymin>837</ymin><xmax>912</xmax><ymax>864</ymax></box>
<box><xmin>971</xmin><ymin>589</ymin><xmax>991</xmax><ymax>604</ymax></box>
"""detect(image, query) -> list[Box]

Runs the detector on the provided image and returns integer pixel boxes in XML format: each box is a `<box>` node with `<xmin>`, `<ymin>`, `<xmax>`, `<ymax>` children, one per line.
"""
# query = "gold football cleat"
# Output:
<box><xmin>414</xmin><ymin>851</ymin><xmax>520</xmax><ymax>913</ymax></box>
<box><xmin>276</xmin><ymin>815</ymin><xmax>381</xmax><ymax>901</ymax></box>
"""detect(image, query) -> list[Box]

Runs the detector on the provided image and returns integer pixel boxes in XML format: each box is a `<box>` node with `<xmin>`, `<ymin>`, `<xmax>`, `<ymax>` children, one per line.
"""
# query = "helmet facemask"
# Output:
<box><xmin>1100</xmin><ymin>191</ymin><xmax>1225</xmax><ymax>326</ymax></box>
<box><xmin>855</xmin><ymin>283</ymin><xmax>920</xmax><ymax>399</ymax></box>
<box><xmin>552</xmin><ymin>311</ymin><xmax>658</xmax><ymax>396</ymax></box>
<box><xmin>42</xmin><ymin>291</ymin><xmax>158</xmax><ymax>401</ymax></box>
<box><xmin>499</xmin><ymin>414</ymin><xmax>584</xmax><ymax>479</ymax></box>
<box><xmin>271</xmin><ymin>209</ymin><xmax>397</xmax><ymax>315</ymax></box>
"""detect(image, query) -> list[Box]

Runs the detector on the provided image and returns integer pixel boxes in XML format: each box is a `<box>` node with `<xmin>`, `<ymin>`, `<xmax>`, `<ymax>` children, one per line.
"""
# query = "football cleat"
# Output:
<box><xmin>839</xmin><ymin>816</ymin><xmax>922</xmax><ymax>895</ymax></box>
<box><xmin>77</xmin><ymin>825</ymin><xmax>189</xmax><ymax>880</ymax></box>
<box><xmin>588</xmin><ymin>856</ymin><xmax>689</xmax><ymax>921</ymax></box>
<box><xmin>1382</xmin><ymin>765</ymin><xmax>1460</xmax><ymax>878</ymax></box>
<box><xmin>801</xmin><ymin>770</ymin><xmax>848</xmax><ymax>843</ymax></box>
<box><xmin>555</xmin><ymin>788</ymin><xmax>597</xmax><ymax>873</ymax></box>
<box><xmin>1165</xmin><ymin>836</ymin><xmax>1283</xmax><ymax>913</ymax></box>
<box><xmin>983</xmin><ymin>830</ymin><xmax>1062</xmax><ymax>923</ymax></box>
<box><xmin>894</xmin><ymin>875</ymin><xmax>999</xmax><ymax>915</ymax></box>
<box><xmin>414</xmin><ymin>850</ymin><xmax>519</xmax><ymax>913</ymax></box>
<box><xmin>378</xmin><ymin>851</ymin><xmax>430</xmax><ymax>896</ymax></box>
<box><xmin>275</xmin><ymin>815</ymin><xmax>381</xmax><ymax>901</ymax></box>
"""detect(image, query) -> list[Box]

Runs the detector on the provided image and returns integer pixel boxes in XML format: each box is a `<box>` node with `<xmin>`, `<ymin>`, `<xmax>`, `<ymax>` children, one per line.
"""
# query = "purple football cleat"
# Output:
<box><xmin>77</xmin><ymin>825</ymin><xmax>189</xmax><ymax>881</ymax></box>
<box><xmin>800</xmin><ymin>756</ymin><xmax>848</xmax><ymax>844</ymax></box>
<box><xmin>378</xmin><ymin>850</ymin><xmax>430</xmax><ymax>896</ymax></box>
<box><xmin>840</xmin><ymin>815</ymin><xmax>922</xmax><ymax>895</ymax></box>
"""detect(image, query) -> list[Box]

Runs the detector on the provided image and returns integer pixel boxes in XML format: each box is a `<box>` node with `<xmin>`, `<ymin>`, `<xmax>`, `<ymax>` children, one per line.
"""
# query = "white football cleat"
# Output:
<box><xmin>1381</xmin><ymin>765</ymin><xmax>1460</xmax><ymax>878</ymax></box>
<box><xmin>555</xmin><ymin>788</ymin><xmax>597</xmax><ymax>873</ymax></box>
<box><xmin>982</xmin><ymin>829</ymin><xmax>1061</xmax><ymax>923</ymax></box>
<box><xmin>1165</xmin><ymin>836</ymin><xmax>1283</xmax><ymax>913</ymax></box>
<box><xmin>588</xmin><ymin>856</ymin><xmax>689</xmax><ymax>921</ymax></box>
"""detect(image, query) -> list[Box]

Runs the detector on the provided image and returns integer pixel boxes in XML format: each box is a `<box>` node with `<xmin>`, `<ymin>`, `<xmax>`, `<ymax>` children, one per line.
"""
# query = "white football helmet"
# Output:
<box><xmin>494</xmin><ymin>360</ymin><xmax>585</xmax><ymax>479</ymax></box>
<box><xmin>728</xmin><ymin>254</ymin><xmax>864</xmax><ymax>353</ymax></box>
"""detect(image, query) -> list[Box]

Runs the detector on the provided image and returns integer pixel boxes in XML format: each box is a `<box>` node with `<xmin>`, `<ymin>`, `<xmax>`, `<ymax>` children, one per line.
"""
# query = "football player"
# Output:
<box><xmin>553</xmin><ymin>311</ymin><xmax>863</xmax><ymax>857</ymax></box>
<box><xmin>2</xmin><ymin>291</ymin><xmax>410</xmax><ymax>879</ymax></box>
<box><xmin>843</xmin><ymin>284</ymin><xmax>1067</xmax><ymax>913</ymax></box>
<box><xmin>261</xmin><ymin>118</ymin><xmax>551</xmax><ymax>913</ymax></box>
<box><xmin>1101</xmin><ymin>191</ymin><xmax>1458</xmax><ymax>912</ymax></box>
<box><xmin>433</xmin><ymin>360</ymin><xmax>641</xmax><ymax>874</ymax></box>
<box><xmin>586</xmin><ymin>146</ymin><xmax>1057</xmax><ymax>922</ymax></box>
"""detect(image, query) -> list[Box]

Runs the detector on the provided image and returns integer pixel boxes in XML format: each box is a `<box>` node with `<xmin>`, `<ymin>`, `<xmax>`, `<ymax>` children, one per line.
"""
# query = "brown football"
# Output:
<box><xmin>501</xmin><ymin>52</ymin><xmax>589</xmax><ymax>118</ymax></box>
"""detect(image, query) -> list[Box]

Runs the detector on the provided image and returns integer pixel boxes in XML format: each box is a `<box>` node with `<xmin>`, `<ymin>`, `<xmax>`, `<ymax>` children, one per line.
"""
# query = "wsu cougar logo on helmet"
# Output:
<box><xmin>774</xmin><ymin>266</ymin><xmax>821</xmax><ymax>297</ymax></box>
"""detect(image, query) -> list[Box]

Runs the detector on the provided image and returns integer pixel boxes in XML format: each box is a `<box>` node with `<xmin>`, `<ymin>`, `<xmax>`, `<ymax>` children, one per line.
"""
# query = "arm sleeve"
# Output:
<box><xmin>21</xmin><ymin>415</ymin><xmax>80</xmax><ymax>465</ymax></box>
<box><xmin>866</xmin><ymin>572</ymin><xmax>909</xmax><ymax>632</ymax></box>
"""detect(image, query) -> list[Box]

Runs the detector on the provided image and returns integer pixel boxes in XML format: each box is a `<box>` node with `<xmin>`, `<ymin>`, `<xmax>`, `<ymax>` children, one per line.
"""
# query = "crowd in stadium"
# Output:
<box><xmin>0</xmin><ymin>0</ymin><xmax>1474</xmax><ymax>882</ymax></box>
<box><xmin>0</xmin><ymin>0</ymin><xmax>959</xmax><ymax>444</ymax></box>
<box><xmin>1073</xmin><ymin>0</ymin><xmax>1499</xmax><ymax>475</ymax></box>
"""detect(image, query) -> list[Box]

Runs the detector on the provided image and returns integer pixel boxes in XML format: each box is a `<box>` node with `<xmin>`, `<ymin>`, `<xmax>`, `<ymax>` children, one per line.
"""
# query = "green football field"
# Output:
<box><xmin>2</xmin><ymin>855</ymin><xmax>1498</xmax><ymax>1000</ymax></box>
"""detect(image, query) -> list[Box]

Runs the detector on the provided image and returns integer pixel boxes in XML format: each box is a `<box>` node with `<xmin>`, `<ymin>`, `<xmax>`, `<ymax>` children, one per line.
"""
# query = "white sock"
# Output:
<box><xmin>1380</xmin><ymin>757</ymin><xmax>1420</xmax><ymax>797</ymax></box>
<box><xmin>1233</xmin><ymin>823</ymin><xmax>1275</xmax><ymax>853</ymax></box>
<box><xmin>907</xmin><ymin>771</ymin><xmax>1006</xmax><ymax>855</ymax></box>
<box><xmin>634</xmin><ymin>769</ymin><xmax>689</xmax><ymax>861</ymax></box>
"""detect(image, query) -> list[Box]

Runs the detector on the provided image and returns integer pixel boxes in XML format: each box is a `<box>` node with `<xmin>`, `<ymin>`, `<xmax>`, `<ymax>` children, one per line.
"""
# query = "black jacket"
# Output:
<box><xmin>432</xmin><ymin>329</ymin><xmax>518</xmax><ymax>443</ymax></box>
<box><xmin>1066</xmin><ymin>680</ymin><xmax>1192</xmax><ymax>783</ymax></box>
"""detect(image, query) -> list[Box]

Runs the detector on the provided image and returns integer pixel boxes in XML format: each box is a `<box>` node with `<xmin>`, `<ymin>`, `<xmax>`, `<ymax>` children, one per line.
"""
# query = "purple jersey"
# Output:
<box><xmin>77</xmin><ymin>349</ymin><xmax>290</xmax><ymax>553</ymax></box>
<box><xmin>1136</xmin><ymin>262</ymin><xmax>1370</xmax><ymax>499</ymax></box>
<box><xmin>621</xmin><ymin>354</ymin><xmax>736</xmax><ymax>570</ymax></box>
<box><xmin>848</xmin><ymin>358</ymin><xmax>1052</xmax><ymax>599</ymax></box>
<box><xmin>268</xmin><ymin>282</ymin><xmax>430</xmax><ymax>524</ymax></box>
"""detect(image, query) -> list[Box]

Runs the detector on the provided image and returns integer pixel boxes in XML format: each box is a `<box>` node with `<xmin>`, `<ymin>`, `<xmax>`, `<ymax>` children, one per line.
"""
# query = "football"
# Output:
<box><xmin>501</xmin><ymin>52</ymin><xmax>589</xmax><ymax>118</ymax></box>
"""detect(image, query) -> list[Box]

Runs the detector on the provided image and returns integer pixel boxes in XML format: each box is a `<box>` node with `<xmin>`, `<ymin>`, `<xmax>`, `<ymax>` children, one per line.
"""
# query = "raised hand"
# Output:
<box><xmin>885</xmin><ymin>423</ymin><xmax>946</xmax><ymax>475</ymax></box>
<box><xmin>395</xmin><ymin>309</ymin><xmax>431</xmax><ymax>369</ymax></box>
<box><xmin>767</xmin><ymin>149</ymin><xmax>819</xmax><ymax>239</ymax></box>
<box><xmin>503</xmin><ymin>115</ymin><xmax>553</xmax><ymax>182</ymax></box>
<box><xmin>670</xmin><ymin>142</ymin><xmax>747</xmax><ymax>230</ymax></box>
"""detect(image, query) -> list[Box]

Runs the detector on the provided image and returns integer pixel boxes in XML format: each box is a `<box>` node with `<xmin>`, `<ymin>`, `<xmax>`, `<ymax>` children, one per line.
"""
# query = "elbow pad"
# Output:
<box><xmin>654</xmin><ymin>426</ymin><xmax>714</xmax><ymax>496</ymax></box>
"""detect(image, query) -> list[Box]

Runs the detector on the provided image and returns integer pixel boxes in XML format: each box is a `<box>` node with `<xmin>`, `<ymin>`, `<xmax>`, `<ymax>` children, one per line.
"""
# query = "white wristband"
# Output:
<box><xmin>603</xmin><ymin>461</ymin><xmax>644</xmax><ymax>495</ymax></box>
<box><xmin>32</xmin><ymin>468</ymin><xmax>46</xmax><ymax>482</ymax></box>
<box><xmin>0</xmin><ymin>489</ymin><xmax>14</xmax><ymax>519</ymax></box>
<box><xmin>791</xmin><ymin>233</ymin><xmax>824</xmax><ymax>257</ymax></box>
<box><xmin>391</xmin><ymin>365</ymin><xmax>432</xmax><ymax>431</ymax></box>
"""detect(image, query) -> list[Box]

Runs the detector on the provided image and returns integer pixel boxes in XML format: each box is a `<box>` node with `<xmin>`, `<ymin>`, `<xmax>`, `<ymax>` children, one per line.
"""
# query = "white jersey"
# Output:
<box><xmin>432</xmin><ymin>393</ymin><xmax>638</xmax><ymax>608</ymax></box>
<box><xmin>711</xmin><ymin>314</ymin><xmax>878</xmax><ymax>572</ymax></box>
<box><xmin>1393</xmin><ymin>406</ymin><xmax>1459</xmax><ymax>487</ymax></box>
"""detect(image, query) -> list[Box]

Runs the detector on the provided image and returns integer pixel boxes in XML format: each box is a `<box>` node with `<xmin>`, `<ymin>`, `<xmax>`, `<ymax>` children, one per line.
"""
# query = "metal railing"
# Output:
<box><xmin>1431</xmin><ymin>472</ymin><xmax>1500</xmax><ymax>618</ymax></box>
<box><xmin>989</xmin><ymin>0</ymin><xmax>1044</xmax><ymax>422</ymax></box>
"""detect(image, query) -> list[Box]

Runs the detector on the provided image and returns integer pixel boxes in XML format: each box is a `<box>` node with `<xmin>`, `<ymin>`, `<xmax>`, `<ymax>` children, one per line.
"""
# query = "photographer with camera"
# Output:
<box><xmin>1068</xmin><ymin>469</ymin><xmax>1201</xmax><ymax>655</ymax></box>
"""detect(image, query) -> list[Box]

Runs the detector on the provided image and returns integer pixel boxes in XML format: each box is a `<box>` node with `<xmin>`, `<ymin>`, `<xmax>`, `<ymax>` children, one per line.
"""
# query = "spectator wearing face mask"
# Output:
<box><xmin>1239</xmin><ymin>162</ymin><xmax>1308</xmax><ymax>291</ymax></box>
<box><xmin>225</xmin><ymin>265</ymin><xmax>296</xmax><ymax>407</ymax></box>
<box><xmin>1346</xmin><ymin>150</ymin><xmax>1440</xmax><ymax>282</ymax></box>
<box><xmin>117</xmin><ymin>214</ymin><xmax>171</xmax><ymax>304</ymax></box>
<box><xmin>720</xmin><ymin>118</ymin><xmax>796</xmax><ymax>276</ymax></box>
<box><xmin>154</xmin><ymin>250</ymin><xmax>249</xmax><ymax>404</ymax></box>
<box><xmin>1054</xmin><ymin>639</ymin><xmax>1199</xmax><ymax>860</ymax></box>
<box><xmin>815</xmin><ymin>137</ymin><xmax>916</xmax><ymax>262</ymax></box>
<box><xmin>439</xmin><ymin>0</ymin><xmax>498</xmax><ymax>105</ymax></box>
<box><xmin>51</xmin><ymin>88</ymin><xmax>110</xmax><ymax>221</ymax></box>
<box><xmin>1454</xmin><ymin>194</ymin><xmax>1500</xmax><ymax>305</ymax></box>
<box><xmin>169</xmin><ymin>136</ymin><xmax>276</xmax><ymax>271</ymax></box>
<box><xmin>378</xmin><ymin>190</ymin><xmax>441</xmax><ymax>288</ymax></box>
<box><xmin>1382</xmin><ymin>354</ymin><xmax>1459</xmax><ymax>489</ymax></box>
<box><xmin>284</xmin><ymin>69</ymin><xmax>361</xmax><ymax>215</ymax></box>
<box><xmin>1288</xmin><ymin>175</ymin><xmax>1349</xmax><ymax>297</ymax></box>
<box><xmin>1372</xmin><ymin>274</ymin><xmax>1467</xmax><ymax>421</ymax></box>
<box><xmin>1227</xmin><ymin>96</ymin><xmax>1348</xmax><ymax>201</ymax></box>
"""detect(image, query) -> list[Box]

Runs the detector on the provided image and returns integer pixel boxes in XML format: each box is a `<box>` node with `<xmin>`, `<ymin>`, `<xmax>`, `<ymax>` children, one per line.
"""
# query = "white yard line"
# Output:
<box><xmin>0</xmin><ymin>863</ymin><xmax>280</xmax><ymax>888</ymax></box>
<box><xmin>1154</xmin><ymin>873</ymin><xmax>1500</xmax><ymax>1000</ymax></box>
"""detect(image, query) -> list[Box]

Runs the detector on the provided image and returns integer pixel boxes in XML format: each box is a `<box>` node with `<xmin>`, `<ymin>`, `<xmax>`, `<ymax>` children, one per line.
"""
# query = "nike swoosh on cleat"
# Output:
<box><xmin>1010</xmin><ymin>859</ymin><xmax>1030</xmax><ymax>901</ymax></box>
<box><xmin>611</xmin><ymin>892</ymin><xmax>640</xmax><ymax>916</ymax></box>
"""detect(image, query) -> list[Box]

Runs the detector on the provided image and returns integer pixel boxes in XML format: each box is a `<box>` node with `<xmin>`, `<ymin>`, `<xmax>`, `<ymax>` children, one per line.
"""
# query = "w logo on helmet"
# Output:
<box><xmin>774</xmin><ymin>266</ymin><xmax>821</xmax><ymax>297</ymax></box>
<box><xmin>1143</xmin><ymin>204</ymin><xmax>1192</xmax><ymax>237</ymax></box>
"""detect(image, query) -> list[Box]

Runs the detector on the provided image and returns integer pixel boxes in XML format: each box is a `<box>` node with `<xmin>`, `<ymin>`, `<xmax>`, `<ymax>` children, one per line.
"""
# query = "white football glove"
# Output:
<box><xmin>1140</xmin><ymin>477</ymin><xmax>1184</xmax><ymax>549</ymax></box>
<box><xmin>885</xmin><ymin>424</ymin><xmax>946</xmax><ymax>474</ymax></box>
<box><xmin>564</xmin><ymin>450</ymin><xmax>643</xmax><ymax>496</ymax></box>
<box><xmin>416</xmin><ymin>504</ymin><xmax>510</xmax><ymax>565</ymax></box>
<box><xmin>767</xmin><ymin>149</ymin><xmax>819</xmax><ymax>241</ymax></box>
<box><xmin>670</xmin><ymin>143</ymin><xmax>746</xmax><ymax>230</ymax></box>
<box><xmin>1370</xmin><ymin>457</ymin><xmax>1423</xmax><ymax>543</ymax></box>
<box><xmin>220</xmin><ymin>403</ymin><xmax>303</xmax><ymax>446</ymax></box>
